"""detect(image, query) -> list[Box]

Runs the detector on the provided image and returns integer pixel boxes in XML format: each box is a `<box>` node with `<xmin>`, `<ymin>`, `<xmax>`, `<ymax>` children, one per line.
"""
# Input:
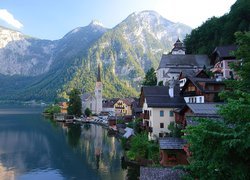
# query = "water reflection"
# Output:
<box><xmin>67</xmin><ymin>124</ymin><xmax>81</xmax><ymax>148</ymax></box>
<box><xmin>0</xmin><ymin>106</ymin><xmax>126</xmax><ymax>179</ymax></box>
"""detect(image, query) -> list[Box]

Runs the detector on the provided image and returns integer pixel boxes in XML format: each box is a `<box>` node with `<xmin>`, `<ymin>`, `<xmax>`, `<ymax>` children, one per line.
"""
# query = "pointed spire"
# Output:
<box><xmin>97</xmin><ymin>64</ymin><xmax>101</xmax><ymax>82</ymax></box>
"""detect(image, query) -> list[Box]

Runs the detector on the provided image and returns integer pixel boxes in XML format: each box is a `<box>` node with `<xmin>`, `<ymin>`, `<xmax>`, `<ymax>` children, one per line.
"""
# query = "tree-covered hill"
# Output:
<box><xmin>184</xmin><ymin>0</ymin><xmax>250</xmax><ymax>55</ymax></box>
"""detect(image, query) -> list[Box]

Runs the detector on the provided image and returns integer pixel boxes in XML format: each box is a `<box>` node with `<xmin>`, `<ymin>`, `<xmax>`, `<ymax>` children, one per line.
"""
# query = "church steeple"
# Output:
<box><xmin>95</xmin><ymin>63</ymin><xmax>103</xmax><ymax>114</ymax></box>
<box><xmin>97</xmin><ymin>63</ymin><xmax>101</xmax><ymax>82</ymax></box>
<box><xmin>171</xmin><ymin>38</ymin><xmax>186</xmax><ymax>55</ymax></box>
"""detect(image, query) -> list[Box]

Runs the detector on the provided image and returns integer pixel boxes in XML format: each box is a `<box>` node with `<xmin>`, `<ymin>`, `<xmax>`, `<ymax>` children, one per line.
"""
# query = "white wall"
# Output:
<box><xmin>143</xmin><ymin>100</ymin><xmax>175</xmax><ymax>140</ymax></box>
<box><xmin>184</xmin><ymin>96</ymin><xmax>204</xmax><ymax>103</ymax></box>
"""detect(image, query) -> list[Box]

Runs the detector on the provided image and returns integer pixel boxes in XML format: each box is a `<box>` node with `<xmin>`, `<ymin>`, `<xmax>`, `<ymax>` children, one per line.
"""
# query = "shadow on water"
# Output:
<box><xmin>67</xmin><ymin>124</ymin><xmax>81</xmax><ymax>148</ymax></box>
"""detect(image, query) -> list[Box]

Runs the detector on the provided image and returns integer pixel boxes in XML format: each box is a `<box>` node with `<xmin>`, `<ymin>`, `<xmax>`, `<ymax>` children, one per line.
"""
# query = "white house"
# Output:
<box><xmin>139</xmin><ymin>84</ymin><xmax>185</xmax><ymax>140</ymax></box>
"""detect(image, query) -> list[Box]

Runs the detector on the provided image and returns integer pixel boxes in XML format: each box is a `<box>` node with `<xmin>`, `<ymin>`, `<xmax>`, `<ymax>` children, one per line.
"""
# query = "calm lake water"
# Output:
<box><xmin>0</xmin><ymin>105</ymin><xmax>131</xmax><ymax>180</ymax></box>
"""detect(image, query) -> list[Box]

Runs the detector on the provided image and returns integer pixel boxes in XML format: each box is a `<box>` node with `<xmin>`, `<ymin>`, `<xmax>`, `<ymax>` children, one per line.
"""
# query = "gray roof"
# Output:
<box><xmin>140</xmin><ymin>167</ymin><xmax>186</xmax><ymax>180</ymax></box>
<box><xmin>186</xmin><ymin>103</ymin><xmax>221</xmax><ymax>115</ymax></box>
<box><xmin>142</xmin><ymin>86</ymin><xmax>185</xmax><ymax>108</ymax></box>
<box><xmin>159</xmin><ymin>137</ymin><xmax>187</xmax><ymax>150</ymax></box>
<box><xmin>81</xmin><ymin>93</ymin><xmax>93</xmax><ymax>101</ymax></box>
<box><xmin>146</xmin><ymin>96</ymin><xmax>185</xmax><ymax>108</ymax></box>
<box><xmin>212</xmin><ymin>45</ymin><xmax>237</xmax><ymax>58</ymax></box>
<box><xmin>158</xmin><ymin>54</ymin><xmax>210</xmax><ymax>69</ymax></box>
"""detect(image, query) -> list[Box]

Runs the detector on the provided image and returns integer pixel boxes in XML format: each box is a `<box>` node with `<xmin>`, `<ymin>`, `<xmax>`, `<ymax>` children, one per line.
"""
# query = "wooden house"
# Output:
<box><xmin>159</xmin><ymin>137</ymin><xmax>188</xmax><ymax>166</ymax></box>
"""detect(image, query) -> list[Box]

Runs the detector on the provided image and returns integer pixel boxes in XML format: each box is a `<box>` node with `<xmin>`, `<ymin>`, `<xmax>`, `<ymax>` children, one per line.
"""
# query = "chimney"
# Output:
<box><xmin>169</xmin><ymin>78</ymin><xmax>175</xmax><ymax>98</ymax></box>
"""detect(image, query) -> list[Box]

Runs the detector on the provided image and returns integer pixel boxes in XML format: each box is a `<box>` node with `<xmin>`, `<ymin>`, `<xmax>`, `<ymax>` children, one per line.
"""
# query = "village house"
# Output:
<box><xmin>103</xmin><ymin>98</ymin><xmax>134</xmax><ymax>116</ymax></box>
<box><xmin>211</xmin><ymin>45</ymin><xmax>238</xmax><ymax>80</ymax></box>
<box><xmin>174</xmin><ymin>103</ymin><xmax>222</xmax><ymax>128</ymax></box>
<box><xmin>180</xmin><ymin>75</ymin><xmax>225</xmax><ymax>103</ymax></box>
<box><xmin>102</xmin><ymin>98</ymin><xmax>118</xmax><ymax>115</ymax></box>
<box><xmin>58</xmin><ymin>102</ymin><xmax>68</xmax><ymax>114</ymax></box>
<box><xmin>159</xmin><ymin>137</ymin><xmax>188</xmax><ymax>167</ymax></box>
<box><xmin>139</xmin><ymin>82</ymin><xmax>185</xmax><ymax>140</ymax></box>
<box><xmin>156</xmin><ymin>39</ymin><xmax>210</xmax><ymax>86</ymax></box>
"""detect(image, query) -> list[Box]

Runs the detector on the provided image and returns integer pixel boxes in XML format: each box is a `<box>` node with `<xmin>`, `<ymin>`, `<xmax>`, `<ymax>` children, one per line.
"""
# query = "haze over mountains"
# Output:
<box><xmin>0</xmin><ymin>10</ymin><xmax>192</xmax><ymax>102</ymax></box>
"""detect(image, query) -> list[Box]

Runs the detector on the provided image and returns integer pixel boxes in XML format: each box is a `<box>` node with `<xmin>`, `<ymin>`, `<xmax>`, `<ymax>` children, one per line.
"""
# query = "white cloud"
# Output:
<box><xmin>0</xmin><ymin>9</ymin><xmax>23</xmax><ymax>29</ymax></box>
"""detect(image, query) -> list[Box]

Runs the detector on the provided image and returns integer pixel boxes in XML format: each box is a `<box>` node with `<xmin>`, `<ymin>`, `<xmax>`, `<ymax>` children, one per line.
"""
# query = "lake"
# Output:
<box><xmin>0</xmin><ymin>105</ymin><xmax>134</xmax><ymax>180</ymax></box>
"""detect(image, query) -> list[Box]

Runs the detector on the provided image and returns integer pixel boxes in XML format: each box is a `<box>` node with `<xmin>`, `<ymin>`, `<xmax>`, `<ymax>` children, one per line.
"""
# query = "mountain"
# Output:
<box><xmin>62</xmin><ymin>11</ymin><xmax>192</xmax><ymax>98</ymax></box>
<box><xmin>0</xmin><ymin>11</ymin><xmax>192</xmax><ymax>102</ymax></box>
<box><xmin>0</xmin><ymin>22</ymin><xmax>108</xmax><ymax>101</ymax></box>
<box><xmin>0</xmin><ymin>26</ymin><xmax>55</xmax><ymax>76</ymax></box>
<box><xmin>184</xmin><ymin>0</ymin><xmax>250</xmax><ymax>54</ymax></box>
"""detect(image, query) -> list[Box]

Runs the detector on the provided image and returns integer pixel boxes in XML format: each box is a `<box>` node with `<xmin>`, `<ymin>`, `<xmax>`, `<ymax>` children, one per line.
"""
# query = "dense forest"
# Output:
<box><xmin>184</xmin><ymin>0</ymin><xmax>250</xmax><ymax>55</ymax></box>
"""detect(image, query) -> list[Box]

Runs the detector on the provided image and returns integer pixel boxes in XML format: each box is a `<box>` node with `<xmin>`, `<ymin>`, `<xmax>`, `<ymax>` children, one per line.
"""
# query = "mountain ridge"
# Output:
<box><xmin>0</xmin><ymin>10</ymin><xmax>192</xmax><ymax>101</ymax></box>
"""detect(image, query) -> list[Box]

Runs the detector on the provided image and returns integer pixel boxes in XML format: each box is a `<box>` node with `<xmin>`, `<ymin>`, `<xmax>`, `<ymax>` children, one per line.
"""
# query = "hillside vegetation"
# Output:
<box><xmin>184</xmin><ymin>0</ymin><xmax>250</xmax><ymax>55</ymax></box>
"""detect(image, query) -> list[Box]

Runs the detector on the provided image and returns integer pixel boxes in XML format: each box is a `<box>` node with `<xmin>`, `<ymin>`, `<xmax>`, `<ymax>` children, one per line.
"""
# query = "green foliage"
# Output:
<box><xmin>233</xmin><ymin>31</ymin><xmax>250</xmax><ymax>91</ymax></box>
<box><xmin>67</xmin><ymin>89</ymin><xmax>82</xmax><ymax>117</ymax></box>
<box><xmin>127</xmin><ymin>118</ymin><xmax>143</xmax><ymax>134</ymax></box>
<box><xmin>84</xmin><ymin>108</ymin><xmax>92</xmax><ymax>117</ymax></box>
<box><xmin>117</xmin><ymin>119</ymin><xmax>125</xmax><ymax>124</ymax></box>
<box><xmin>184</xmin><ymin>32</ymin><xmax>250</xmax><ymax>179</ymax></box>
<box><xmin>158</xmin><ymin>81</ymin><xmax>163</xmax><ymax>86</ymax></box>
<box><xmin>142</xmin><ymin>68</ymin><xmax>157</xmax><ymax>86</ymax></box>
<box><xmin>126</xmin><ymin>133</ymin><xmax>159</xmax><ymax>164</ymax></box>
<box><xmin>43</xmin><ymin>104</ymin><xmax>61</xmax><ymax>115</ymax></box>
<box><xmin>184</xmin><ymin>118</ymin><xmax>250</xmax><ymax>179</ymax></box>
<box><xmin>168</xmin><ymin>122</ymin><xmax>183</xmax><ymax>138</ymax></box>
<box><xmin>184</xmin><ymin>0</ymin><xmax>250</xmax><ymax>54</ymax></box>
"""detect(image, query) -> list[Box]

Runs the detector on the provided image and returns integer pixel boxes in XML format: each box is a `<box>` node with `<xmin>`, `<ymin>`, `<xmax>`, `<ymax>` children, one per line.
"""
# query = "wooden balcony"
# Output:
<box><xmin>139</xmin><ymin>112</ymin><xmax>149</xmax><ymax>119</ymax></box>
<box><xmin>182</xmin><ymin>91</ymin><xmax>197</xmax><ymax>97</ymax></box>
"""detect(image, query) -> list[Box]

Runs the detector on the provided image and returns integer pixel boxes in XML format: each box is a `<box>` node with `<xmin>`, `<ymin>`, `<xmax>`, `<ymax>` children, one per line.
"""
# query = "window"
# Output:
<box><xmin>199</xmin><ymin>97</ymin><xmax>202</xmax><ymax>103</ymax></box>
<box><xmin>160</xmin><ymin>110</ymin><xmax>164</xmax><ymax>117</ymax></box>
<box><xmin>149</xmin><ymin>110</ymin><xmax>151</xmax><ymax>116</ymax></box>
<box><xmin>160</xmin><ymin>123</ymin><xmax>164</xmax><ymax>128</ymax></box>
<box><xmin>169</xmin><ymin>111</ymin><xmax>174</xmax><ymax>117</ymax></box>
<box><xmin>159</xmin><ymin>133</ymin><xmax>164</xmax><ymax>138</ymax></box>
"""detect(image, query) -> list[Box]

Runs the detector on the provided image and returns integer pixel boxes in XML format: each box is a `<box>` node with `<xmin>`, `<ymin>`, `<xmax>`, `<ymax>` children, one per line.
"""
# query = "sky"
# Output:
<box><xmin>0</xmin><ymin>0</ymin><xmax>236</xmax><ymax>40</ymax></box>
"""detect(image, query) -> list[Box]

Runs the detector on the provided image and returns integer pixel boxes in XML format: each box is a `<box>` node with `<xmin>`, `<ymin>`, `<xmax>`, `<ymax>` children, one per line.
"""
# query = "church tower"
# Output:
<box><xmin>171</xmin><ymin>38</ymin><xmax>186</xmax><ymax>55</ymax></box>
<box><xmin>94</xmin><ymin>64</ymin><xmax>103</xmax><ymax>114</ymax></box>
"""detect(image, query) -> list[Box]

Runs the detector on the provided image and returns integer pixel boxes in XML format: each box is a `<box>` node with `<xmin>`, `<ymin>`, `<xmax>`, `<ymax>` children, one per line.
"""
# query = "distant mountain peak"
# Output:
<box><xmin>89</xmin><ymin>20</ymin><xmax>104</xmax><ymax>27</ymax></box>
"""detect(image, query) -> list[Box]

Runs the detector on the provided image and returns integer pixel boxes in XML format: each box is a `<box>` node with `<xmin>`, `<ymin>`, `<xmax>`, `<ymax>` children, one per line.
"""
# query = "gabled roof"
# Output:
<box><xmin>181</xmin><ymin>76</ymin><xmax>225</xmax><ymax>94</ymax></box>
<box><xmin>102</xmin><ymin>98</ymin><xmax>119</xmax><ymax>108</ymax></box>
<box><xmin>141</xmin><ymin>86</ymin><xmax>185</xmax><ymax>108</ymax></box>
<box><xmin>159</xmin><ymin>137</ymin><xmax>187</xmax><ymax>150</ymax></box>
<box><xmin>81</xmin><ymin>93</ymin><xmax>94</xmax><ymax>101</ymax></box>
<box><xmin>158</xmin><ymin>54</ymin><xmax>210</xmax><ymax>69</ymax></box>
<box><xmin>212</xmin><ymin>45</ymin><xmax>237</xmax><ymax>59</ymax></box>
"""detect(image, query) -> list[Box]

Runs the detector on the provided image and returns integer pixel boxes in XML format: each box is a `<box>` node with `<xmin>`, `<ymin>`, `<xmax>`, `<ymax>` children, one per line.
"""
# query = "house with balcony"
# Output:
<box><xmin>139</xmin><ymin>84</ymin><xmax>185</xmax><ymax>140</ymax></box>
<box><xmin>180</xmin><ymin>76</ymin><xmax>225</xmax><ymax>104</ymax></box>
<box><xmin>211</xmin><ymin>45</ymin><xmax>238</xmax><ymax>80</ymax></box>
